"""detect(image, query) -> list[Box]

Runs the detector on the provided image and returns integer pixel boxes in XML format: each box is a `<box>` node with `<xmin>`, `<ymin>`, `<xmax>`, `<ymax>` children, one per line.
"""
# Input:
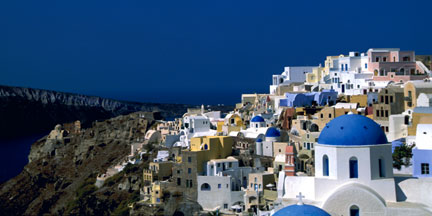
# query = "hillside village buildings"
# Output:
<box><xmin>95</xmin><ymin>48</ymin><xmax>432</xmax><ymax>215</ymax></box>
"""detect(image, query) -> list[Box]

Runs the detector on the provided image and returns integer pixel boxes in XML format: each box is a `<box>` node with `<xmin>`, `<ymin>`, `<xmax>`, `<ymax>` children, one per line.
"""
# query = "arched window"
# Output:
<box><xmin>204</xmin><ymin>144</ymin><xmax>208</xmax><ymax>150</ymax></box>
<box><xmin>349</xmin><ymin>157</ymin><xmax>358</xmax><ymax>178</ymax></box>
<box><xmin>310</xmin><ymin>124</ymin><xmax>319</xmax><ymax>132</ymax></box>
<box><xmin>378</xmin><ymin>158</ymin><xmax>385</xmax><ymax>177</ymax></box>
<box><xmin>350</xmin><ymin>205</ymin><xmax>359</xmax><ymax>216</ymax></box>
<box><xmin>201</xmin><ymin>183</ymin><xmax>211</xmax><ymax>191</ymax></box>
<box><xmin>374</xmin><ymin>69</ymin><xmax>378</xmax><ymax>76</ymax></box>
<box><xmin>323</xmin><ymin>155</ymin><xmax>329</xmax><ymax>176</ymax></box>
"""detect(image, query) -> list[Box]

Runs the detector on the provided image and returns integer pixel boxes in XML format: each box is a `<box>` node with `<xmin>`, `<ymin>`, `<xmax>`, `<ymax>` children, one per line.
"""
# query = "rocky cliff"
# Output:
<box><xmin>0</xmin><ymin>85</ymin><xmax>190</xmax><ymax>139</ymax></box>
<box><xmin>0</xmin><ymin>112</ymin><xmax>156</xmax><ymax>215</ymax></box>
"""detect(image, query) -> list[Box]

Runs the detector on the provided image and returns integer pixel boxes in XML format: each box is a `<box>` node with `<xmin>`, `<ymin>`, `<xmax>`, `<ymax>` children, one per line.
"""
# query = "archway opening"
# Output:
<box><xmin>350</xmin><ymin>205</ymin><xmax>359</xmax><ymax>216</ymax></box>
<box><xmin>201</xmin><ymin>183</ymin><xmax>211</xmax><ymax>191</ymax></box>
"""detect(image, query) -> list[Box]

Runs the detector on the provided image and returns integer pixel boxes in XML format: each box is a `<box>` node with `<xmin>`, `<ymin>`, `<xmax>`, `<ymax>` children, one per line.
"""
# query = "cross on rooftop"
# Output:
<box><xmin>296</xmin><ymin>192</ymin><xmax>305</xmax><ymax>205</ymax></box>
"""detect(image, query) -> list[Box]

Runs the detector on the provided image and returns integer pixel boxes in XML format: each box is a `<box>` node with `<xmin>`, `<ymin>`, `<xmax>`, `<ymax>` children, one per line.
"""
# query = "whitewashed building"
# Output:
<box><xmin>326</xmin><ymin>52</ymin><xmax>374</xmax><ymax>95</ymax></box>
<box><xmin>277</xmin><ymin>114</ymin><xmax>432</xmax><ymax>215</ymax></box>
<box><xmin>270</xmin><ymin>66</ymin><xmax>316</xmax><ymax>94</ymax></box>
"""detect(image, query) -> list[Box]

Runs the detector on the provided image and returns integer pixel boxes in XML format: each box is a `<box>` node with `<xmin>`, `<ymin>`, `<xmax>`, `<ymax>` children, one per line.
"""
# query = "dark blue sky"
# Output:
<box><xmin>1</xmin><ymin>1</ymin><xmax>431</xmax><ymax>105</ymax></box>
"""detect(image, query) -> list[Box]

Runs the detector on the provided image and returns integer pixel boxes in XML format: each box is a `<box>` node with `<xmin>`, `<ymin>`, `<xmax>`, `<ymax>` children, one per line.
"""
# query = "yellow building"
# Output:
<box><xmin>324</xmin><ymin>55</ymin><xmax>342</xmax><ymax>76</ymax></box>
<box><xmin>143</xmin><ymin>161</ymin><xmax>174</xmax><ymax>183</ymax></box>
<box><xmin>217</xmin><ymin>113</ymin><xmax>245</xmax><ymax>135</ymax></box>
<box><xmin>347</xmin><ymin>95</ymin><xmax>368</xmax><ymax>107</ymax></box>
<box><xmin>190</xmin><ymin>136</ymin><xmax>233</xmax><ymax>162</ymax></box>
<box><xmin>404</xmin><ymin>81</ymin><xmax>432</xmax><ymax>110</ymax></box>
<box><xmin>150</xmin><ymin>182</ymin><xmax>164</xmax><ymax>204</ymax></box>
<box><xmin>306</xmin><ymin>66</ymin><xmax>325</xmax><ymax>84</ymax></box>
<box><xmin>408</xmin><ymin>108</ymin><xmax>432</xmax><ymax>136</ymax></box>
<box><xmin>172</xmin><ymin>136</ymin><xmax>234</xmax><ymax>199</ymax></box>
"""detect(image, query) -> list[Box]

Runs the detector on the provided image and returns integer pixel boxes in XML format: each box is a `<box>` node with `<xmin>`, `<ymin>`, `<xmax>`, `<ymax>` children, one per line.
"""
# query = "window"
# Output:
<box><xmin>323</xmin><ymin>155</ymin><xmax>329</xmax><ymax>176</ymax></box>
<box><xmin>379</xmin><ymin>158</ymin><xmax>385</xmax><ymax>177</ymax></box>
<box><xmin>376</xmin><ymin>57</ymin><xmax>380</xmax><ymax>62</ymax></box>
<box><xmin>421</xmin><ymin>163</ymin><xmax>430</xmax><ymax>174</ymax></box>
<box><xmin>349</xmin><ymin>157</ymin><xmax>358</xmax><ymax>178</ymax></box>
<box><xmin>329</xmin><ymin>113</ymin><xmax>332</xmax><ymax>118</ymax></box>
<box><xmin>188</xmin><ymin>168</ymin><xmax>191</xmax><ymax>174</ymax></box>
<box><xmin>383</xmin><ymin>57</ymin><xmax>387</xmax><ymax>62</ymax></box>
<box><xmin>390</xmin><ymin>96</ymin><xmax>393</xmax><ymax>103</ymax></box>
<box><xmin>188</xmin><ymin>180</ymin><xmax>193</xmax><ymax>188</ymax></box>
<box><xmin>380</xmin><ymin>96</ymin><xmax>384</xmax><ymax>103</ymax></box>
<box><xmin>177</xmin><ymin>178</ymin><xmax>181</xmax><ymax>186</ymax></box>
<box><xmin>350</xmin><ymin>205</ymin><xmax>360</xmax><ymax>216</ymax></box>
<box><xmin>201</xmin><ymin>183</ymin><xmax>211</xmax><ymax>191</ymax></box>
<box><xmin>385</xmin><ymin>110</ymin><xmax>389</xmax><ymax>118</ymax></box>
<box><xmin>254</xmin><ymin>177</ymin><xmax>257</xmax><ymax>182</ymax></box>
<box><xmin>320</xmin><ymin>114</ymin><xmax>323</xmax><ymax>118</ymax></box>
<box><xmin>188</xmin><ymin>157</ymin><xmax>192</xmax><ymax>163</ymax></box>
<box><xmin>224</xmin><ymin>204</ymin><xmax>228</xmax><ymax>209</ymax></box>
<box><xmin>218</xmin><ymin>184</ymin><xmax>222</xmax><ymax>189</ymax></box>
<box><xmin>403</xmin><ymin>56</ymin><xmax>410</xmax><ymax>62</ymax></box>
<box><xmin>365</xmin><ymin>63</ymin><xmax>367</xmax><ymax>69</ymax></box>
<box><xmin>404</xmin><ymin>115</ymin><xmax>410</xmax><ymax>125</ymax></box>
<box><xmin>385</xmin><ymin>96</ymin><xmax>389</xmax><ymax>104</ymax></box>
<box><xmin>376</xmin><ymin>110</ymin><xmax>380</xmax><ymax>117</ymax></box>
<box><xmin>229</xmin><ymin>162</ymin><xmax>232</xmax><ymax>168</ymax></box>
<box><xmin>204</xmin><ymin>144</ymin><xmax>208</xmax><ymax>150</ymax></box>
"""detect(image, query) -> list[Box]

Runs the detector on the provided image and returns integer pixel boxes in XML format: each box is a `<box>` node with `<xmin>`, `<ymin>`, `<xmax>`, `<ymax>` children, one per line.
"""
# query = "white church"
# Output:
<box><xmin>276</xmin><ymin>114</ymin><xmax>432</xmax><ymax>216</ymax></box>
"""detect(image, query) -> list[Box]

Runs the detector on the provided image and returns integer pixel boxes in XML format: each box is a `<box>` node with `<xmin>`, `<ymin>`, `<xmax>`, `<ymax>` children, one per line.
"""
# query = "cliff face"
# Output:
<box><xmin>0</xmin><ymin>85</ymin><xmax>190</xmax><ymax>139</ymax></box>
<box><xmin>0</xmin><ymin>112</ymin><xmax>154</xmax><ymax>216</ymax></box>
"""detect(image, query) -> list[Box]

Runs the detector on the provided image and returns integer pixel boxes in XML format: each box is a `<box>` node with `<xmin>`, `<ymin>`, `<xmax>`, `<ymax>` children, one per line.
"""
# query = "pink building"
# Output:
<box><xmin>284</xmin><ymin>145</ymin><xmax>295</xmax><ymax>176</ymax></box>
<box><xmin>368</xmin><ymin>48</ymin><xmax>427</xmax><ymax>83</ymax></box>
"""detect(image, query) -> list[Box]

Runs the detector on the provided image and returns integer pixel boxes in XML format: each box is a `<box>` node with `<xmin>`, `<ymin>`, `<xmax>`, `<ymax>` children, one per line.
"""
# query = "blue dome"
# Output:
<box><xmin>256</xmin><ymin>138</ymin><xmax>263</xmax><ymax>142</ymax></box>
<box><xmin>273</xmin><ymin>204</ymin><xmax>330</xmax><ymax>216</ymax></box>
<box><xmin>251</xmin><ymin>116</ymin><xmax>265</xmax><ymax>122</ymax></box>
<box><xmin>318</xmin><ymin>114</ymin><xmax>388</xmax><ymax>146</ymax></box>
<box><xmin>265</xmin><ymin>127</ymin><xmax>281</xmax><ymax>137</ymax></box>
